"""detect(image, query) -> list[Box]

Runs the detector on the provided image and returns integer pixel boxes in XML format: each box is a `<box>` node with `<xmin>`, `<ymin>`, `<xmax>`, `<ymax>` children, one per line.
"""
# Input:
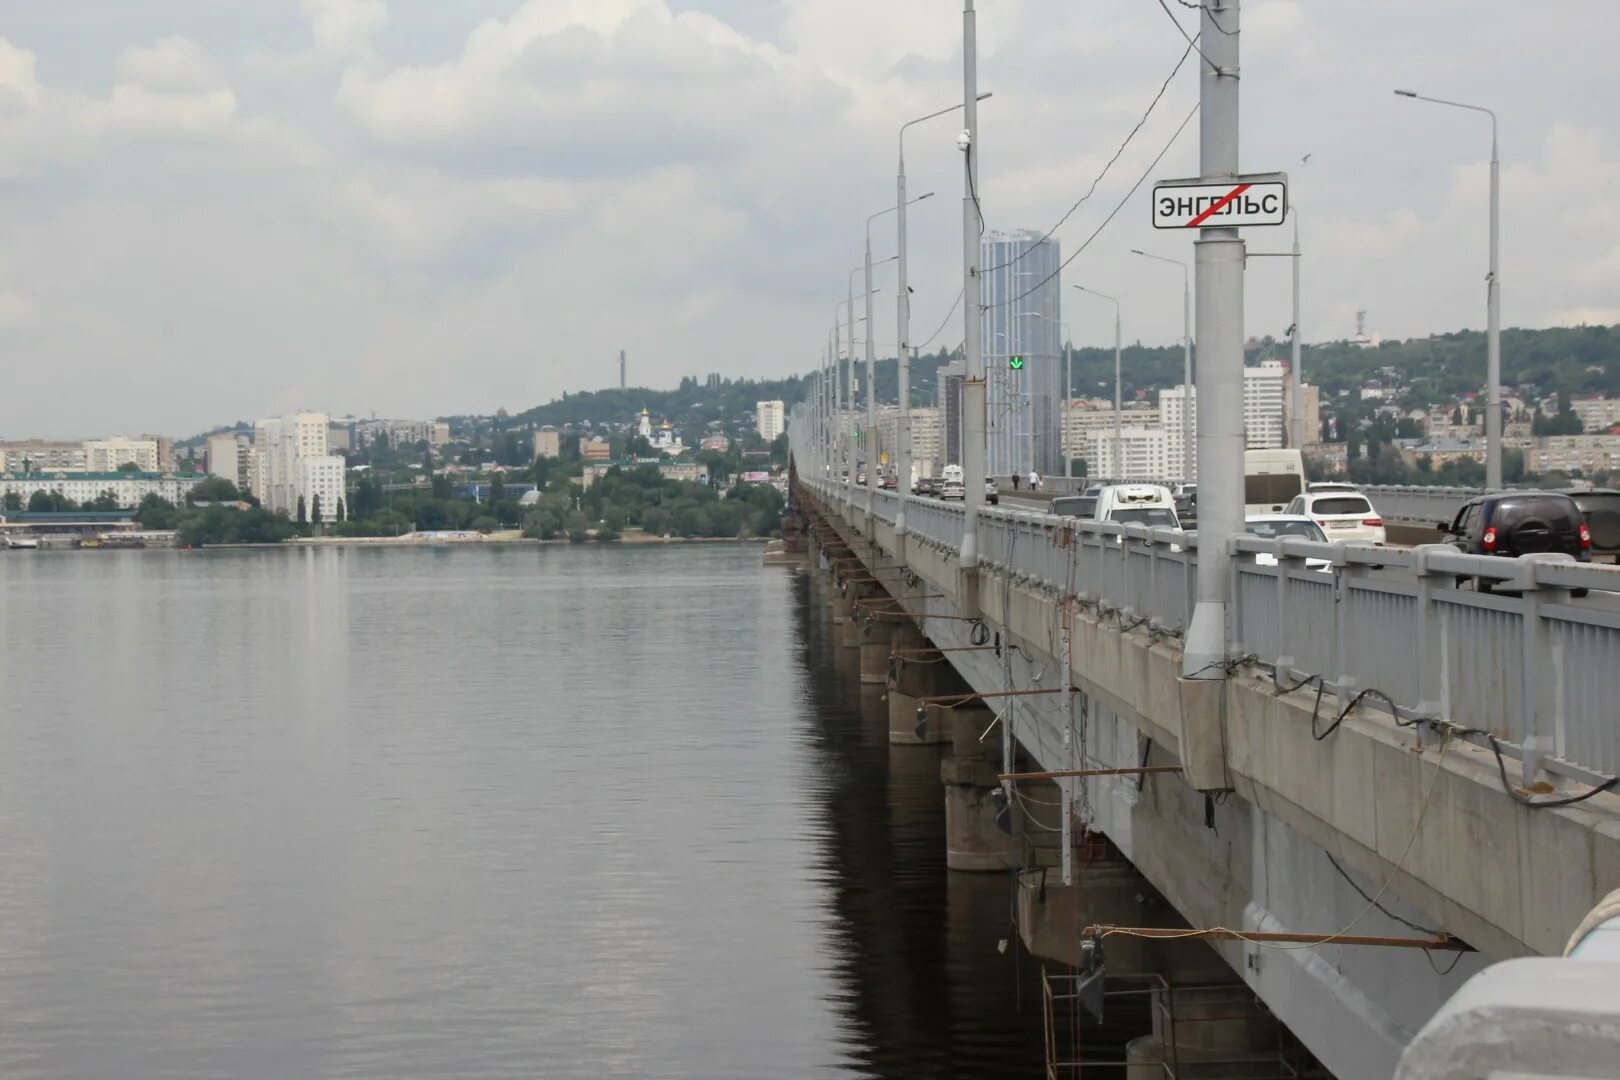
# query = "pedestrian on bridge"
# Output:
<box><xmin>1029</xmin><ymin>470</ymin><xmax>1041</xmax><ymax>492</ymax></box>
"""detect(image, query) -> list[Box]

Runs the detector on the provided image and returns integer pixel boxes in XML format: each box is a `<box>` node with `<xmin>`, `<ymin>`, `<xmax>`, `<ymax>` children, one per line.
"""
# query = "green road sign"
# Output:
<box><xmin>1008</xmin><ymin>355</ymin><xmax>1024</xmax><ymax>371</ymax></box>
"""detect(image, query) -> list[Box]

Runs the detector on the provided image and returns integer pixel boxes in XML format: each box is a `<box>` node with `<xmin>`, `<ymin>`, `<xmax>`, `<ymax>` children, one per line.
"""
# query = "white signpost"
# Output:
<box><xmin>1152</xmin><ymin>172</ymin><xmax>1288</xmax><ymax>229</ymax></box>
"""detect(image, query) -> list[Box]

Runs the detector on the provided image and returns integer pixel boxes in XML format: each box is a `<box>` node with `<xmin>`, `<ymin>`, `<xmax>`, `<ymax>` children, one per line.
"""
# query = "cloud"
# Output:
<box><xmin>304</xmin><ymin>0</ymin><xmax>390</xmax><ymax>63</ymax></box>
<box><xmin>0</xmin><ymin>37</ymin><xmax>42</xmax><ymax>109</ymax></box>
<box><xmin>1553</xmin><ymin>307</ymin><xmax>1620</xmax><ymax>327</ymax></box>
<box><xmin>116</xmin><ymin>36</ymin><xmax>225</xmax><ymax>94</ymax></box>
<box><xmin>1</xmin><ymin>0</ymin><xmax>1618</xmax><ymax>439</ymax></box>
<box><xmin>0</xmin><ymin>290</ymin><xmax>39</xmax><ymax>333</ymax></box>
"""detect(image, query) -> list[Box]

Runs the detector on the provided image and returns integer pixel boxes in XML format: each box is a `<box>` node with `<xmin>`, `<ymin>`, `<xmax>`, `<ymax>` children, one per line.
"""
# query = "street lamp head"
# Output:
<box><xmin>917</xmin><ymin>192</ymin><xmax>936</xmax><ymax>201</ymax></box>
<box><xmin>1130</xmin><ymin>248</ymin><xmax>1147</xmax><ymax>256</ymax></box>
<box><xmin>956</xmin><ymin>129</ymin><xmax>971</xmax><ymax>152</ymax></box>
<box><xmin>1393</xmin><ymin>89</ymin><xmax>1417</xmax><ymax>98</ymax></box>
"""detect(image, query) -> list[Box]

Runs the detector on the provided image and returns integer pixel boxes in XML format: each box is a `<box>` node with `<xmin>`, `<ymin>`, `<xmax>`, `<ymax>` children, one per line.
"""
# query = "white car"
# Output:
<box><xmin>1284</xmin><ymin>490</ymin><xmax>1386</xmax><ymax>545</ymax></box>
<box><xmin>939</xmin><ymin>480</ymin><xmax>965</xmax><ymax>501</ymax></box>
<box><xmin>1243</xmin><ymin>515</ymin><xmax>1331</xmax><ymax>571</ymax></box>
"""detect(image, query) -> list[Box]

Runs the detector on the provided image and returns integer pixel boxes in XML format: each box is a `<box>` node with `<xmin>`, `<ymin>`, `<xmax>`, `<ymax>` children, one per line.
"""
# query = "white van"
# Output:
<box><xmin>1092</xmin><ymin>484</ymin><xmax>1180</xmax><ymax>528</ymax></box>
<box><xmin>1244</xmin><ymin>448</ymin><xmax>1307</xmax><ymax>516</ymax></box>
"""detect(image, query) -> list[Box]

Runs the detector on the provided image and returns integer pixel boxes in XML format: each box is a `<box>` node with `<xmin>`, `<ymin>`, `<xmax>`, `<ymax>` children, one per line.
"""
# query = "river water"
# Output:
<box><xmin>0</xmin><ymin>545</ymin><xmax>1047</xmax><ymax>1079</ymax></box>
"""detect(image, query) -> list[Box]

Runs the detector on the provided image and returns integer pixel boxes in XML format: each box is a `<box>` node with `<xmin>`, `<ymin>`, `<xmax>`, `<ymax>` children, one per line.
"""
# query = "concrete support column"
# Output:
<box><xmin>938</xmin><ymin>702</ymin><xmax>1011</xmax><ymax>870</ymax></box>
<box><xmin>858</xmin><ymin>616</ymin><xmax>895</xmax><ymax>685</ymax></box>
<box><xmin>885</xmin><ymin>622</ymin><xmax>956</xmax><ymax>745</ymax></box>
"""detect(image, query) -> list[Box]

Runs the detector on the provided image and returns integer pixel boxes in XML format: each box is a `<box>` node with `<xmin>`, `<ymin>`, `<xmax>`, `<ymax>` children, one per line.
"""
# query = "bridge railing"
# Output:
<box><xmin>1360</xmin><ymin>485</ymin><xmax>1480</xmax><ymax>525</ymax></box>
<box><xmin>790</xmin><ymin>421</ymin><xmax>1620</xmax><ymax>787</ymax></box>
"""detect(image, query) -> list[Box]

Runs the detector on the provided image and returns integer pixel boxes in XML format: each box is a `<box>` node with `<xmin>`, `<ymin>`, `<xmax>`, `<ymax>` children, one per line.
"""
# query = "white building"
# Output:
<box><xmin>0</xmin><ymin>471</ymin><xmax>203</xmax><ymax>507</ymax></box>
<box><xmin>1571</xmin><ymin>396</ymin><xmax>1620</xmax><ymax>432</ymax></box>
<box><xmin>1087</xmin><ymin>427</ymin><xmax>1172</xmax><ymax>482</ymax></box>
<box><xmin>756</xmin><ymin>400</ymin><xmax>786</xmax><ymax>442</ymax></box>
<box><xmin>910</xmin><ymin>407</ymin><xmax>943</xmax><ymax>477</ymax></box>
<box><xmin>84</xmin><ymin>437</ymin><xmax>160</xmax><ymax>473</ymax></box>
<box><xmin>355</xmin><ymin>419</ymin><xmax>450</xmax><ymax>447</ymax></box>
<box><xmin>1062</xmin><ymin>401</ymin><xmax>1160</xmax><ymax>466</ymax></box>
<box><xmin>1244</xmin><ymin>360</ymin><xmax>1287</xmax><ymax>449</ymax></box>
<box><xmin>0</xmin><ymin>441</ymin><xmax>87</xmax><ymax>473</ymax></box>
<box><xmin>206</xmin><ymin>434</ymin><xmax>250</xmax><ymax>491</ymax></box>
<box><xmin>1159</xmin><ymin>385</ymin><xmax>1196</xmax><ymax>481</ymax></box>
<box><xmin>253</xmin><ymin>412</ymin><xmax>337</xmax><ymax>517</ymax></box>
<box><xmin>533</xmin><ymin>426</ymin><xmax>562</xmax><ymax>460</ymax></box>
<box><xmin>298</xmin><ymin>456</ymin><xmax>345</xmax><ymax>521</ymax></box>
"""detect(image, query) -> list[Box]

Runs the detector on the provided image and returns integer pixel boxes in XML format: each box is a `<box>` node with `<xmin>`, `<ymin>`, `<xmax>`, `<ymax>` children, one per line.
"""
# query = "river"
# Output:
<box><xmin>0</xmin><ymin>544</ymin><xmax>1048</xmax><ymax>1079</ymax></box>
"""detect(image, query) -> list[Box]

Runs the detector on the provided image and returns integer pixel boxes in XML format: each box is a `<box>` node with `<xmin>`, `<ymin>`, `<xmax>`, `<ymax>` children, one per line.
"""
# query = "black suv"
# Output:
<box><xmin>1560</xmin><ymin>488</ymin><xmax>1620</xmax><ymax>563</ymax></box>
<box><xmin>1441</xmin><ymin>491</ymin><xmax>1591</xmax><ymax>593</ymax></box>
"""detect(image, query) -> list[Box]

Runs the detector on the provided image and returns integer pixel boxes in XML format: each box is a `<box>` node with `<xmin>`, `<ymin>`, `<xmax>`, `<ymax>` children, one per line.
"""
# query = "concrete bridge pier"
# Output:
<box><xmin>939</xmin><ymin>702</ymin><xmax>1017</xmax><ymax>871</ymax></box>
<box><xmin>938</xmin><ymin>705</ymin><xmax>1063</xmax><ymax>872</ymax></box>
<box><xmin>1124</xmin><ymin>986</ymin><xmax>1281</xmax><ymax>1080</ymax></box>
<box><xmin>857</xmin><ymin>613</ymin><xmax>896</xmax><ymax>685</ymax></box>
<box><xmin>885</xmin><ymin>622</ymin><xmax>957</xmax><ymax>746</ymax></box>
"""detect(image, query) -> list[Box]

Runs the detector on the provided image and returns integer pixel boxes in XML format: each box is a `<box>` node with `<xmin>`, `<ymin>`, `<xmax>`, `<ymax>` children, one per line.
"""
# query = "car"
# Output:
<box><xmin>1173</xmin><ymin>482</ymin><xmax>1197</xmax><ymax>522</ymax></box>
<box><xmin>940</xmin><ymin>480</ymin><xmax>965</xmax><ymax>501</ymax></box>
<box><xmin>1242</xmin><ymin>514</ymin><xmax>1331</xmax><ymax>571</ymax></box>
<box><xmin>913</xmin><ymin>476</ymin><xmax>938</xmax><ymax>497</ymax></box>
<box><xmin>879</xmin><ymin>473</ymin><xmax>897</xmax><ymax>490</ymax></box>
<box><xmin>1283</xmin><ymin>490</ymin><xmax>1386</xmax><ymax>545</ymax></box>
<box><xmin>985</xmin><ymin>481</ymin><xmax>999</xmax><ymax>506</ymax></box>
<box><xmin>1560</xmin><ymin>488</ymin><xmax>1620</xmax><ymax>563</ymax></box>
<box><xmin>1048</xmin><ymin>486</ymin><xmax>1102</xmax><ymax>520</ymax></box>
<box><xmin>1441</xmin><ymin>491</ymin><xmax>1591</xmax><ymax>594</ymax></box>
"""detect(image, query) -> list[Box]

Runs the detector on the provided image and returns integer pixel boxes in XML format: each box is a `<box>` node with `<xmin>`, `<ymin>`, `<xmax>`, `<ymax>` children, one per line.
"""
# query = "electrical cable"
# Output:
<box><xmin>1325</xmin><ymin>853</ymin><xmax>1440</xmax><ymax>937</ymax></box>
<box><xmin>915</xmin><ymin>289</ymin><xmax>965</xmax><ymax>352</ymax></box>
<box><xmin>984</xmin><ymin>102</ymin><xmax>1199</xmax><ymax>314</ymax></box>
<box><xmin>1262</xmin><ymin>657</ymin><xmax>1620</xmax><ymax>810</ymax></box>
<box><xmin>1167</xmin><ymin>0</ymin><xmax>1240</xmax><ymax>36</ymax></box>
<box><xmin>1101</xmin><ymin>730</ymin><xmax>1456</xmax><ymax>953</ymax></box>
<box><xmin>979</xmin><ymin>33</ymin><xmax>1197</xmax><ymax>276</ymax></box>
<box><xmin>1153</xmin><ymin>0</ymin><xmax>1228</xmax><ymax>73</ymax></box>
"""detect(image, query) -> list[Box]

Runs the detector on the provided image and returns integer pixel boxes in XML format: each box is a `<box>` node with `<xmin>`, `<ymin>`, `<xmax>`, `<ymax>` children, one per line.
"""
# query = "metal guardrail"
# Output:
<box><xmin>1360</xmin><ymin>485</ymin><xmax>1481</xmax><ymax>525</ymax></box>
<box><xmin>792</xmin><ymin>416</ymin><xmax>1620</xmax><ymax>787</ymax></box>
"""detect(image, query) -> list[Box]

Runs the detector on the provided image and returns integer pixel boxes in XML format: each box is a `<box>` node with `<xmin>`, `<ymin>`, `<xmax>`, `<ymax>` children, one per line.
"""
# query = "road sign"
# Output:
<box><xmin>1008</xmin><ymin>355</ymin><xmax>1024</xmax><ymax>371</ymax></box>
<box><xmin>879</xmin><ymin>453</ymin><xmax>889</xmax><ymax>465</ymax></box>
<box><xmin>1152</xmin><ymin>172</ymin><xmax>1287</xmax><ymax>229</ymax></box>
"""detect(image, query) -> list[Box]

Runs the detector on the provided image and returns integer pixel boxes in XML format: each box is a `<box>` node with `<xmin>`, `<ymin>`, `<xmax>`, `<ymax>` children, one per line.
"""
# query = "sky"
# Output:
<box><xmin>2</xmin><ymin>0</ymin><xmax>1617</xmax><ymax>438</ymax></box>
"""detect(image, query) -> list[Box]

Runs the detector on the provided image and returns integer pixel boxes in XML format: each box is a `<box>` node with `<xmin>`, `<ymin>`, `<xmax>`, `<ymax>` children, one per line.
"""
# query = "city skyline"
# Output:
<box><xmin>2</xmin><ymin>2</ymin><xmax>1617</xmax><ymax>436</ymax></box>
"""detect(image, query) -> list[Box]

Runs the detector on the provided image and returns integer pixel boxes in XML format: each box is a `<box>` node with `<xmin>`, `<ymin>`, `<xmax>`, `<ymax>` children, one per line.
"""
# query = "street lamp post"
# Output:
<box><xmin>867</xmin><ymin>195</ymin><xmax>933</xmax><ymax>515</ymax></box>
<box><xmin>899</xmin><ymin>95</ymin><xmax>989</xmax><ymax>522</ymax></box>
<box><xmin>1131</xmin><ymin>250</ymin><xmax>1193</xmax><ymax>483</ymax></box>
<box><xmin>1074</xmin><ymin>286</ymin><xmax>1122</xmax><ymax>480</ymax></box>
<box><xmin>1396</xmin><ymin>89</ymin><xmax>1501</xmax><ymax>490</ymax></box>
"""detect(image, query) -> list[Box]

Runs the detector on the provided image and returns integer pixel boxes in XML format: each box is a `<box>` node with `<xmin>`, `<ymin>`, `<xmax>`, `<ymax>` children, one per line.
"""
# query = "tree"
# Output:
<box><xmin>1451</xmin><ymin>406</ymin><xmax>1464</xmax><ymax>425</ymax></box>
<box><xmin>27</xmin><ymin>490</ymin><xmax>68</xmax><ymax>512</ymax></box>
<box><xmin>136</xmin><ymin>493</ymin><xmax>178</xmax><ymax>529</ymax></box>
<box><xmin>336</xmin><ymin>498</ymin><xmax>346</xmax><ymax>522</ymax></box>
<box><xmin>296</xmin><ymin>495</ymin><xmax>307</xmax><ymax>525</ymax></box>
<box><xmin>470</xmin><ymin>514</ymin><xmax>500</xmax><ymax>533</ymax></box>
<box><xmin>431</xmin><ymin>473</ymin><xmax>452</xmax><ymax>500</ymax></box>
<box><xmin>188</xmin><ymin>475</ymin><xmax>239</xmax><ymax>503</ymax></box>
<box><xmin>2</xmin><ymin>492</ymin><xmax>20</xmax><ymax>510</ymax></box>
<box><xmin>87</xmin><ymin>490</ymin><xmax>121</xmax><ymax>511</ymax></box>
<box><xmin>117</xmin><ymin>461</ymin><xmax>141</xmax><ymax>472</ymax></box>
<box><xmin>310</xmin><ymin>493</ymin><xmax>323</xmax><ymax>524</ymax></box>
<box><xmin>490</xmin><ymin>473</ymin><xmax>505</xmax><ymax>503</ymax></box>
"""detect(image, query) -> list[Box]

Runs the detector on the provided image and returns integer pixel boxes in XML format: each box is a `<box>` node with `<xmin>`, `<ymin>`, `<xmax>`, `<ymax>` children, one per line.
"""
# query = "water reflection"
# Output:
<box><xmin>791</xmin><ymin>571</ymin><xmax>1049</xmax><ymax>1079</ymax></box>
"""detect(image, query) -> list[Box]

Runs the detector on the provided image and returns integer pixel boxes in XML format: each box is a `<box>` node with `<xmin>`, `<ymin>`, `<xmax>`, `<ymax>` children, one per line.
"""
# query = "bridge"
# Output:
<box><xmin>786</xmin><ymin>418</ymin><xmax>1620</xmax><ymax>1079</ymax></box>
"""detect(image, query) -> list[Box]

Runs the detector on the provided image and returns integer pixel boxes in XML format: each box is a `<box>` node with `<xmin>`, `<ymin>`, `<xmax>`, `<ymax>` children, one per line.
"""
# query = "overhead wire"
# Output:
<box><xmin>979</xmin><ymin>31</ymin><xmax>1198</xmax><ymax>276</ymax></box>
<box><xmin>983</xmin><ymin>101</ymin><xmax>1199</xmax><ymax>314</ymax></box>
<box><xmin>1167</xmin><ymin>0</ymin><xmax>1240</xmax><ymax>36</ymax></box>
<box><xmin>1100</xmin><ymin>730</ymin><xmax>1456</xmax><ymax>953</ymax></box>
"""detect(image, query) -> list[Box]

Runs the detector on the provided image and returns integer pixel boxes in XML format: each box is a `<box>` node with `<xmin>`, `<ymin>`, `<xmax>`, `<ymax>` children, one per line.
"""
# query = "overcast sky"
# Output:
<box><xmin>2</xmin><ymin>0</ymin><xmax>1617</xmax><ymax>438</ymax></box>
